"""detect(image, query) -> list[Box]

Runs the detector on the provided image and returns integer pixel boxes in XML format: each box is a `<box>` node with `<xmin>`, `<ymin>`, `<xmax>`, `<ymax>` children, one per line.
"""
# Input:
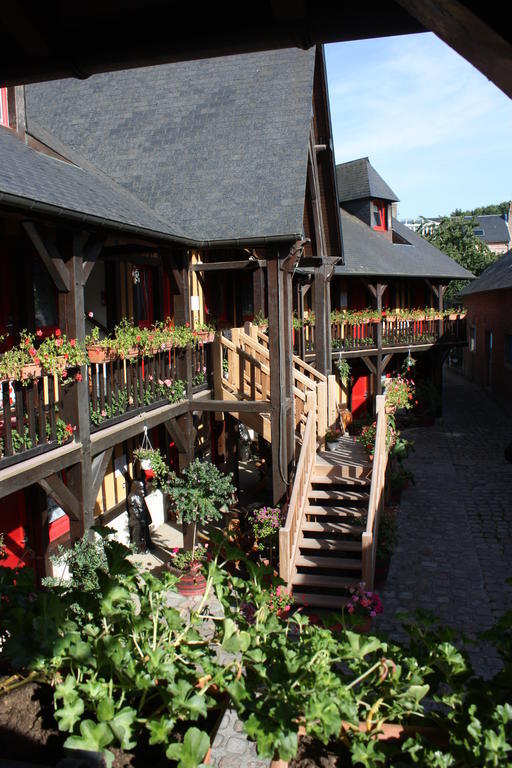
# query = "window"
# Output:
<box><xmin>0</xmin><ymin>88</ymin><xmax>8</xmax><ymax>127</ymax></box>
<box><xmin>469</xmin><ymin>326</ymin><xmax>476</xmax><ymax>352</ymax></box>
<box><xmin>505</xmin><ymin>334</ymin><xmax>512</xmax><ymax>366</ymax></box>
<box><xmin>371</xmin><ymin>199</ymin><xmax>388</xmax><ymax>231</ymax></box>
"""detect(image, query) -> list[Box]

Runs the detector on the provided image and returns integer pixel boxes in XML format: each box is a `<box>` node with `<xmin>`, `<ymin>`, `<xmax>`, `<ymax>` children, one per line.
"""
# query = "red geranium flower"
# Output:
<box><xmin>55</xmin><ymin>329</ymin><xmax>61</xmax><ymax>337</ymax></box>
<box><xmin>36</xmin><ymin>329</ymin><xmax>43</xmax><ymax>337</ymax></box>
<box><xmin>70</xmin><ymin>339</ymin><xmax>76</xmax><ymax>347</ymax></box>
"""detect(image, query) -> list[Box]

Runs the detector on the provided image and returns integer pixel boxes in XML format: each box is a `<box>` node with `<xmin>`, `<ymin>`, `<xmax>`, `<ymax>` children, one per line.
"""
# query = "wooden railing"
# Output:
<box><xmin>331</xmin><ymin>321</ymin><xmax>378</xmax><ymax>351</ymax></box>
<box><xmin>361</xmin><ymin>394</ymin><xmax>388</xmax><ymax>590</ymax></box>
<box><xmin>279</xmin><ymin>392</ymin><xmax>317</xmax><ymax>585</ymax></box>
<box><xmin>0</xmin><ymin>375</ymin><xmax>68</xmax><ymax>467</ymax></box>
<box><xmin>246</xmin><ymin>323</ymin><xmax>336</xmax><ymax>437</ymax></box>
<box><xmin>330</xmin><ymin>315</ymin><xmax>467</xmax><ymax>353</ymax></box>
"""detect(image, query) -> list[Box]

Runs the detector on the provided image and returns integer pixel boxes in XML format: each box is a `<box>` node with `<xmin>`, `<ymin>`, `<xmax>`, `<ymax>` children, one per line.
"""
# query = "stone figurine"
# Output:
<box><xmin>127</xmin><ymin>480</ymin><xmax>154</xmax><ymax>553</ymax></box>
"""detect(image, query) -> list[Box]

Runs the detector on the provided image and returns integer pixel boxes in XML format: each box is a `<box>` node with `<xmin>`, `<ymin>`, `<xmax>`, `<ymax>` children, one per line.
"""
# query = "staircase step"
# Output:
<box><xmin>292</xmin><ymin>573</ymin><xmax>360</xmax><ymax>588</ymax></box>
<box><xmin>307</xmin><ymin>489</ymin><xmax>370</xmax><ymax>501</ymax></box>
<box><xmin>313</xmin><ymin>464</ymin><xmax>368</xmax><ymax>479</ymax></box>
<box><xmin>310</xmin><ymin>475</ymin><xmax>370</xmax><ymax>487</ymax></box>
<box><xmin>296</xmin><ymin>554</ymin><xmax>362</xmax><ymax>570</ymax></box>
<box><xmin>305</xmin><ymin>505</ymin><xmax>366</xmax><ymax>518</ymax></box>
<box><xmin>299</xmin><ymin>537</ymin><xmax>362</xmax><ymax>552</ymax></box>
<box><xmin>310</xmin><ymin>489</ymin><xmax>370</xmax><ymax>502</ymax></box>
<box><xmin>292</xmin><ymin>592</ymin><xmax>349</xmax><ymax>609</ymax></box>
<box><xmin>302</xmin><ymin>521</ymin><xmax>363</xmax><ymax>535</ymax></box>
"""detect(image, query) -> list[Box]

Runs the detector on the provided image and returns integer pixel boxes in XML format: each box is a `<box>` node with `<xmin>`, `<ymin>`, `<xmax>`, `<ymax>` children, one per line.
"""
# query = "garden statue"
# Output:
<box><xmin>128</xmin><ymin>480</ymin><xmax>154</xmax><ymax>553</ymax></box>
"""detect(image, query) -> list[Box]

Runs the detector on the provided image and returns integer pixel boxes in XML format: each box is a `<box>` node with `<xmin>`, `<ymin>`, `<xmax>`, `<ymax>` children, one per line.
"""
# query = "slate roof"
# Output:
<box><xmin>336</xmin><ymin>158</ymin><xmax>399</xmax><ymax>204</ymax></box>
<box><xmin>335</xmin><ymin>211</ymin><xmax>474</xmax><ymax>279</ymax></box>
<box><xmin>0</xmin><ymin>126</ymin><xmax>187</xmax><ymax>241</ymax></box>
<box><xmin>25</xmin><ymin>48</ymin><xmax>316</xmax><ymax>244</ymax></box>
<box><xmin>470</xmin><ymin>215</ymin><xmax>511</xmax><ymax>245</ymax></box>
<box><xmin>461</xmin><ymin>249</ymin><xmax>512</xmax><ymax>295</ymax></box>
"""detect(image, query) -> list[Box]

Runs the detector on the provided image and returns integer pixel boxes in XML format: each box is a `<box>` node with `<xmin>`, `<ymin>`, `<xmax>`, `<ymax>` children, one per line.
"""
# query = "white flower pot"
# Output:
<box><xmin>139</xmin><ymin>458</ymin><xmax>152</xmax><ymax>470</ymax></box>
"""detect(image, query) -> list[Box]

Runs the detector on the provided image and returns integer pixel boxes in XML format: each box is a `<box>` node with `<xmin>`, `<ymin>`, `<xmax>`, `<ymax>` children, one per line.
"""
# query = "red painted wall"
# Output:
<box><xmin>463</xmin><ymin>288</ymin><xmax>512</xmax><ymax>404</ymax></box>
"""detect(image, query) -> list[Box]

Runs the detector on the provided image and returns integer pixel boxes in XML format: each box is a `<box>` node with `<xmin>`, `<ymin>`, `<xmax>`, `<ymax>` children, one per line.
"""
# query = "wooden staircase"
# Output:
<box><xmin>291</xmin><ymin>437</ymin><xmax>371</xmax><ymax>609</ymax></box>
<box><xmin>280</xmin><ymin>395</ymin><xmax>389</xmax><ymax>612</ymax></box>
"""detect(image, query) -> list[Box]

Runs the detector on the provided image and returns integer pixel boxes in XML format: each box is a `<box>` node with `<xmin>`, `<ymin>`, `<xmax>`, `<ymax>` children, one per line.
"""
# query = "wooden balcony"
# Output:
<box><xmin>0</xmin><ymin>343</ymin><xmax>212</xmax><ymax>476</ymax></box>
<box><xmin>293</xmin><ymin>313</ymin><xmax>467</xmax><ymax>359</ymax></box>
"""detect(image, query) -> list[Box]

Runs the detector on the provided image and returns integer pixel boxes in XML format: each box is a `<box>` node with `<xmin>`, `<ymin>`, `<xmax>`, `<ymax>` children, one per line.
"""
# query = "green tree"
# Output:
<box><xmin>420</xmin><ymin>216</ymin><xmax>496</xmax><ymax>302</ymax></box>
<box><xmin>451</xmin><ymin>201</ymin><xmax>510</xmax><ymax>217</ymax></box>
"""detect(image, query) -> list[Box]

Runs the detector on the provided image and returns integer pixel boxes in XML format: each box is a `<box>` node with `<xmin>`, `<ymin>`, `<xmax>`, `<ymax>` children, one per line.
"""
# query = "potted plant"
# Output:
<box><xmin>194</xmin><ymin>321</ymin><xmax>216</xmax><ymax>343</ymax></box>
<box><xmin>389</xmin><ymin>465</ymin><xmax>414</xmax><ymax>502</ymax></box>
<box><xmin>335</xmin><ymin>356</ymin><xmax>351</xmax><ymax>382</ymax></box>
<box><xmin>325</xmin><ymin>428</ymin><xmax>339</xmax><ymax>451</ymax></box>
<box><xmin>383</xmin><ymin>374</ymin><xmax>415</xmax><ymax>412</ymax></box>
<box><xmin>168</xmin><ymin>542</ymin><xmax>209</xmax><ymax>596</ymax></box>
<box><xmin>167</xmin><ymin>459</ymin><xmax>236</xmax><ymax>588</ymax></box>
<box><xmin>343</xmin><ymin>582</ymin><xmax>383</xmax><ymax>633</ymax></box>
<box><xmin>0</xmin><ymin>331</ymin><xmax>41</xmax><ymax>382</ymax></box>
<box><xmin>249</xmin><ymin>505</ymin><xmax>284</xmax><ymax>567</ymax></box>
<box><xmin>85</xmin><ymin>326</ymin><xmax>112</xmax><ymax>363</ymax></box>
<box><xmin>37</xmin><ymin>329</ymin><xmax>87</xmax><ymax>381</ymax></box>
<box><xmin>133</xmin><ymin>445</ymin><xmax>170</xmax><ymax>483</ymax></box>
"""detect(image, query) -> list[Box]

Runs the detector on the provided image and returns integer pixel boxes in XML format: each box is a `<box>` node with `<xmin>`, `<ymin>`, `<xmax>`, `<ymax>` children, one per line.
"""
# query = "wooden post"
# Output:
<box><xmin>253</xmin><ymin>264</ymin><xmax>266</xmax><ymax>317</ymax></box>
<box><xmin>267</xmin><ymin>247</ymin><xmax>294</xmax><ymax>504</ymax></box>
<box><xmin>327</xmin><ymin>374</ymin><xmax>337</xmax><ymax>430</ymax></box>
<box><xmin>313</xmin><ymin>265</ymin><xmax>332</xmax><ymax>377</ymax></box>
<box><xmin>60</xmin><ymin>232</ymin><xmax>94</xmax><ymax>541</ymax></box>
<box><xmin>374</xmin><ymin>283</ymin><xmax>387</xmax><ymax>396</ymax></box>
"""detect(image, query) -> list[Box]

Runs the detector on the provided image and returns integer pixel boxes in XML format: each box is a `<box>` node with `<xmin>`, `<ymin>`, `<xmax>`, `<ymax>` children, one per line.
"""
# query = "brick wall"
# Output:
<box><xmin>463</xmin><ymin>288</ymin><xmax>512</xmax><ymax>404</ymax></box>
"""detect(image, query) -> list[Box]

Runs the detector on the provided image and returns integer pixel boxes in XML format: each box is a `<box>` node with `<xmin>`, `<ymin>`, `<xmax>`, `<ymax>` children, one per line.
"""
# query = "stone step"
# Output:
<box><xmin>296</xmin><ymin>554</ymin><xmax>362</xmax><ymax>570</ymax></box>
<box><xmin>302</xmin><ymin>521</ymin><xmax>363</xmax><ymax>535</ymax></box>
<box><xmin>299</xmin><ymin>537</ymin><xmax>362</xmax><ymax>552</ymax></box>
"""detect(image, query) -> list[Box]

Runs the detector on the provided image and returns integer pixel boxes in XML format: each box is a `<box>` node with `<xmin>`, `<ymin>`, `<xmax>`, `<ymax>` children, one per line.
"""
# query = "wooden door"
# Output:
<box><xmin>351</xmin><ymin>373</ymin><xmax>371</xmax><ymax>417</ymax></box>
<box><xmin>0</xmin><ymin>491</ymin><xmax>30</xmax><ymax>570</ymax></box>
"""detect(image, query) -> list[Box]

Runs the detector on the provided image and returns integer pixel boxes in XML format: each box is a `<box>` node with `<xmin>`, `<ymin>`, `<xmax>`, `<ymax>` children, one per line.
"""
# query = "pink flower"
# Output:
<box><xmin>347</xmin><ymin>605</ymin><xmax>354</xmax><ymax>614</ymax></box>
<box><xmin>36</xmin><ymin>329</ymin><xmax>43</xmax><ymax>337</ymax></box>
<box><xmin>87</xmin><ymin>311</ymin><xmax>94</xmax><ymax>318</ymax></box>
<box><xmin>370</xmin><ymin>610</ymin><xmax>376</xmax><ymax>617</ymax></box>
<box><xmin>101</xmin><ymin>409</ymin><xmax>107</xmax><ymax>417</ymax></box>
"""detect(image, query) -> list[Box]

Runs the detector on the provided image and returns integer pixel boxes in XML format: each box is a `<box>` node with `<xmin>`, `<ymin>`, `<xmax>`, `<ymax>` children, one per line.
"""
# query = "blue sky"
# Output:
<box><xmin>325</xmin><ymin>33</ymin><xmax>512</xmax><ymax>220</ymax></box>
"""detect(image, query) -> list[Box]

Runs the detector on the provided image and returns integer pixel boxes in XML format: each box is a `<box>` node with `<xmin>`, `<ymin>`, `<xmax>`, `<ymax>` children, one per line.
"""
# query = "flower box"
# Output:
<box><xmin>197</xmin><ymin>331</ymin><xmax>215</xmax><ymax>343</ymax></box>
<box><xmin>21</xmin><ymin>362</ymin><xmax>42</xmax><ymax>380</ymax></box>
<box><xmin>86</xmin><ymin>344</ymin><xmax>113</xmax><ymax>364</ymax></box>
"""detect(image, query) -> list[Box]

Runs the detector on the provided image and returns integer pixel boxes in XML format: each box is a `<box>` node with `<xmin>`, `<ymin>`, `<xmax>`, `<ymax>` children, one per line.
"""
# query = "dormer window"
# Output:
<box><xmin>0</xmin><ymin>88</ymin><xmax>8</xmax><ymax>127</ymax></box>
<box><xmin>372</xmin><ymin>199</ymin><xmax>388</xmax><ymax>231</ymax></box>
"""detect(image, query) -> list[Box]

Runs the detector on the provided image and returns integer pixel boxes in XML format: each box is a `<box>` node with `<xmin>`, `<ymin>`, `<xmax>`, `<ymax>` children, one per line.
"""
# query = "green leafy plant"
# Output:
<box><xmin>133</xmin><ymin>446</ymin><xmax>171</xmax><ymax>491</ymax></box>
<box><xmin>384</xmin><ymin>374</ymin><xmax>415</xmax><ymax>410</ymax></box>
<box><xmin>10</xmin><ymin>426</ymin><xmax>33</xmax><ymax>452</ymax></box>
<box><xmin>376</xmin><ymin>506</ymin><xmax>398</xmax><ymax>561</ymax></box>
<box><xmin>335</xmin><ymin>356</ymin><xmax>351</xmax><ymax>380</ymax></box>
<box><xmin>38</xmin><ymin>330</ymin><xmax>87</xmax><ymax>380</ymax></box>
<box><xmin>325</xmin><ymin>428</ymin><xmax>338</xmax><ymax>442</ymax></box>
<box><xmin>253</xmin><ymin>311</ymin><xmax>268</xmax><ymax>327</ymax></box>
<box><xmin>167</xmin><ymin>459</ymin><xmax>236</xmax><ymax>558</ymax></box>
<box><xmin>168</xmin><ymin>542</ymin><xmax>209</xmax><ymax>573</ymax></box>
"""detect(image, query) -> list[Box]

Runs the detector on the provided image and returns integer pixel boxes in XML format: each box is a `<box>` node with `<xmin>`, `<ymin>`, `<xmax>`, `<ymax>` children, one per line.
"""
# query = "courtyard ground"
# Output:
<box><xmin>379</xmin><ymin>367</ymin><xmax>512</xmax><ymax>673</ymax></box>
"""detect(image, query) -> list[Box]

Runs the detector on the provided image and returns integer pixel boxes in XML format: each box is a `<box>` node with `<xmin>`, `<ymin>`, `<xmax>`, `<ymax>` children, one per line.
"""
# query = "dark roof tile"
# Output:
<box><xmin>461</xmin><ymin>249</ymin><xmax>512</xmax><ymax>295</ymax></box>
<box><xmin>336</xmin><ymin>157</ymin><xmax>399</xmax><ymax>203</ymax></box>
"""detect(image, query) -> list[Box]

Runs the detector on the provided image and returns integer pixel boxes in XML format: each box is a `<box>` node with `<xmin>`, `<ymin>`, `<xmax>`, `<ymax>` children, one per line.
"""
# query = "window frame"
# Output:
<box><xmin>371</xmin><ymin>199</ymin><xmax>388</xmax><ymax>231</ymax></box>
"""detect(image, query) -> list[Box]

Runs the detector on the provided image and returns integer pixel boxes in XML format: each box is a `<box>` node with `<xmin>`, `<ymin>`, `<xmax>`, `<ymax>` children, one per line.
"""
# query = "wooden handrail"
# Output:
<box><xmin>279</xmin><ymin>392</ymin><xmax>317</xmax><ymax>585</ymax></box>
<box><xmin>362</xmin><ymin>394</ymin><xmax>387</xmax><ymax>590</ymax></box>
<box><xmin>292</xmin><ymin>354</ymin><xmax>327</xmax><ymax>383</ymax></box>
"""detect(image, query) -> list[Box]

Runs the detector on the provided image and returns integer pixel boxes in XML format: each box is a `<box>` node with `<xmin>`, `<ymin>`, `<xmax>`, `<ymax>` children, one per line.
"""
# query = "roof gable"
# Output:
<box><xmin>25</xmin><ymin>48</ymin><xmax>316</xmax><ymax>244</ymax></box>
<box><xmin>336</xmin><ymin>157</ymin><xmax>399</xmax><ymax>204</ymax></box>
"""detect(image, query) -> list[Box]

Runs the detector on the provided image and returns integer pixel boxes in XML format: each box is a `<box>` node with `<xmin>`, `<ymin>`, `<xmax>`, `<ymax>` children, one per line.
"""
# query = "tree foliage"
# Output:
<box><xmin>421</xmin><ymin>216</ymin><xmax>497</xmax><ymax>302</ymax></box>
<box><xmin>451</xmin><ymin>201</ymin><xmax>510</xmax><ymax>217</ymax></box>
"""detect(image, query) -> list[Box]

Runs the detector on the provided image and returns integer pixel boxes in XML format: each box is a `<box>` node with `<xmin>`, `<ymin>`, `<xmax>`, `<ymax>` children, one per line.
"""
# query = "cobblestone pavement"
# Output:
<box><xmin>378</xmin><ymin>368</ymin><xmax>512</xmax><ymax>674</ymax></box>
<box><xmin>210</xmin><ymin>708</ymin><xmax>270</xmax><ymax>767</ymax></box>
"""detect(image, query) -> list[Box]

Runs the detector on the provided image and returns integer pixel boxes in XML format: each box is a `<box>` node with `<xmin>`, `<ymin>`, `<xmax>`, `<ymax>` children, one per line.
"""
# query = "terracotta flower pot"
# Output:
<box><xmin>177</xmin><ymin>564</ymin><xmax>207</xmax><ymax>597</ymax></box>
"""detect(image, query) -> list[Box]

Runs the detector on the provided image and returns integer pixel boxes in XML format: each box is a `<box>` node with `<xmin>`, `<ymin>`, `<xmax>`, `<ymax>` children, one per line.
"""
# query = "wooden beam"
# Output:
<box><xmin>0</xmin><ymin>442</ymin><xmax>82</xmax><ymax>500</ymax></box>
<box><xmin>38</xmin><ymin>474</ymin><xmax>81</xmax><ymax>521</ymax></box>
<box><xmin>366</xmin><ymin>282</ymin><xmax>377</xmax><ymax>299</ymax></box>
<box><xmin>22</xmin><ymin>221</ymin><xmax>71</xmax><ymax>292</ymax></box>
<box><xmin>395</xmin><ymin>0</ymin><xmax>512</xmax><ymax>100</ymax></box>
<box><xmin>91</xmin><ymin>448</ymin><xmax>114</xmax><ymax>502</ymax></box>
<box><xmin>82</xmin><ymin>235</ymin><xmax>106</xmax><ymax>283</ymax></box>
<box><xmin>381</xmin><ymin>353</ymin><xmax>394</xmax><ymax>372</ymax></box>
<box><xmin>253</xmin><ymin>265</ymin><xmax>266</xmax><ymax>316</ymax></box>
<box><xmin>191</xmin><ymin>399</ymin><xmax>271</xmax><ymax>413</ymax></box>
<box><xmin>190</xmin><ymin>259</ymin><xmax>264</xmax><ymax>272</ymax></box>
<box><xmin>362</xmin><ymin>357</ymin><xmax>377</xmax><ymax>375</ymax></box>
<box><xmin>90</xmin><ymin>400</ymin><xmax>189</xmax><ymax>456</ymax></box>
<box><xmin>164</xmin><ymin>418</ymin><xmax>188</xmax><ymax>454</ymax></box>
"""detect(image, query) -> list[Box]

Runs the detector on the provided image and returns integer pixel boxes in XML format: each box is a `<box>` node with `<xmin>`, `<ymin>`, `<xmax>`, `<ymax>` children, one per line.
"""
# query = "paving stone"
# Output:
<box><xmin>378</xmin><ymin>369</ymin><xmax>512</xmax><ymax>678</ymax></box>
